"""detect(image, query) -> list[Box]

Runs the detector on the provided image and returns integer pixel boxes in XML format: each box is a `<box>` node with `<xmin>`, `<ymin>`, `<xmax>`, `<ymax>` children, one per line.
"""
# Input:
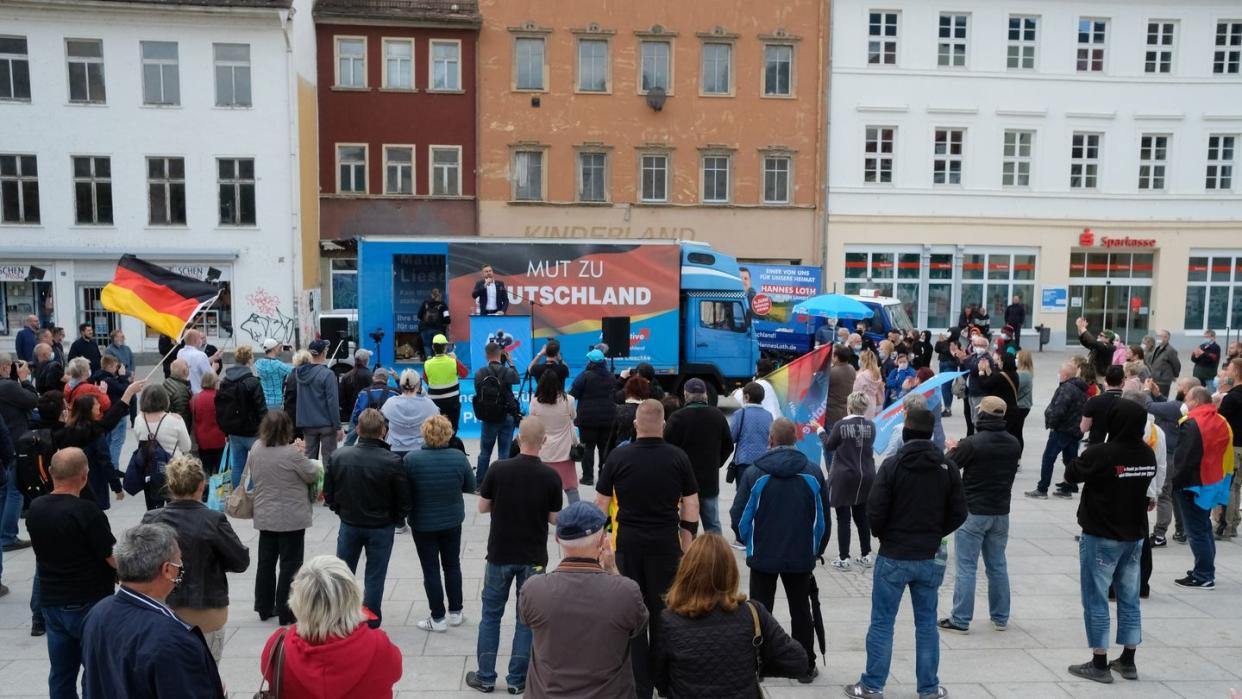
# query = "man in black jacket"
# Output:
<box><xmin>471</xmin><ymin>264</ymin><xmax>509</xmax><ymax>316</ymax></box>
<box><xmin>1075</xmin><ymin>317</ymin><xmax>1116</xmax><ymax>377</ymax></box>
<box><xmin>324</xmin><ymin>409</ymin><xmax>410</xmax><ymax>628</ymax></box>
<box><xmin>474</xmin><ymin>342</ymin><xmax>520</xmax><ymax>485</ymax></box>
<box><xmin>845</xmin><ymin>407</ymin><xmax>966</xmax><ymax>699</ymax></box>
<box><xmin>1190</xmin><ymin>329</ymin><xmax>1221</xmax><ymax>386</ymax></box>
<box><xmin>337</xmin><ymin>349</ymin><xmax>373</xmax><ymax>423</ymax></box>
<box><xmin>732</xmin><ymin>418</ymin><xmax>828</xmax><ymax>683</ymax></box>
<box><xmin>1063</xmin><ymin>399</ymin><xmax>1156</xmax><ymax>683</ymax></box>
<box><xmin>940</xmin><ymin>397</ymin><xmax>1020</xmax><ymax>635</ymax></box>
<box><xmin>1028</xmin><ymin>361</ymin><xmax>1088</xmax><ymax>498</ymax></box>
<box><xmin>1003</xmin><ymin>294</ymin><xmax>1026</xmax><ymax>349</ymax></box>
<box><xmin>67</xmin><ymin>323</ymin><xmax>101</xmax><ymax>374</ymax></box>
<box><xmin>0</xmin><ymin>353</ymin><xmax>38</xmax><ymax>439</ymax></box>
<box><xmin>1217</xmin><ymin>358</ymin><xmax>1242</xmax><ymax>538</ymax></box>
<box><xmin>32</xmin><ymin>343</ymin><xmax>62</xmax><ymax>395</ymax></box>
<box><xmin>663</xmin><ymin>378</ymin><xmax>732</xmax><ymax>534</ymax></box>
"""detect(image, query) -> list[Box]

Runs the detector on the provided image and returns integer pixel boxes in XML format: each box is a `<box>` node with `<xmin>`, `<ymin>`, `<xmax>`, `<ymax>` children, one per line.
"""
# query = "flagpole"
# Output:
<box><xmin>141</xmin><ymin>292</ymin><xmax>222</xmax><ymax>383</ymax></box>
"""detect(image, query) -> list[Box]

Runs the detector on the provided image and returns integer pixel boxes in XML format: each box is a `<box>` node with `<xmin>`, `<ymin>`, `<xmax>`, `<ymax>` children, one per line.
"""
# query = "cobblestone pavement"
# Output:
<box><xmin>0</xmin><ymin>350</ymin><xmax>1238</xmax><ymax>697</ymax></box>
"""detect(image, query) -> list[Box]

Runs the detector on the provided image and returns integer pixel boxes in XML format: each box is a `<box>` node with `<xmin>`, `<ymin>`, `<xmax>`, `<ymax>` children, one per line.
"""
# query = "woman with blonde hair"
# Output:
<box><xmin>260</xmin><ymin>556</ymin><xmax>402</xmax><ymax>698</ymax></box>
<box><xmin>1014</xmin><ymin>350</ymin><xmax>1035</xmax><ymax>453</ymax></box>
<box><xmin>653</xmin><ymin>534</ymin><xmax>807</xmax><ymax>698</ymax></box>
<box><xmin>381</xmin><ymin>369</ymin><xmax>439</xmax><ymax>456</ymax></box>
<box><xmin>142</xmin><ymin>454</ymin><xmax>250</xmax><ymax>661</ymax></box>
<box><xmin>852</xmin><ymin>350</ymin><xmax>885</xmax><ymax>419</ymax></box>
<box><xmin>403</xmin><ymin>414</ymin><xmax>475</xmax><ymax>633</ymax></box>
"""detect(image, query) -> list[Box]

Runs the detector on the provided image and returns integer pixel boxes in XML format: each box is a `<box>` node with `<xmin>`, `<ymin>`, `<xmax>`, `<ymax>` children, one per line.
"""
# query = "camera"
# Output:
<box><xmin>369</xmin><ymin>328</ymin><xmax>385</xmax><ymax>344</ymax></box>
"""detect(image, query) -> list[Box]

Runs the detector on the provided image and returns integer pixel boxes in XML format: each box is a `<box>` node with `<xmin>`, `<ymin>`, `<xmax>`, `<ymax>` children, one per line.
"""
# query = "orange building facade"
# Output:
<box><xmin>475</xmin><ymin>0</ymin><xmax>829</xmax><ymax>264</ymax></box>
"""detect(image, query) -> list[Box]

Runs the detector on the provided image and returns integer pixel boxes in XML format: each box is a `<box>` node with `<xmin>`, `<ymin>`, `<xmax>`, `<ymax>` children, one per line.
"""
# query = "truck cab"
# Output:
<box><xmin>847</xmin><ymin>292</ymin><xmax>916</xmax><ymax>344</ymax></box>
<box><xmin>679</xmin><ymin>244</ymin><xmax>758</xmax><ymax>393</ymax></box>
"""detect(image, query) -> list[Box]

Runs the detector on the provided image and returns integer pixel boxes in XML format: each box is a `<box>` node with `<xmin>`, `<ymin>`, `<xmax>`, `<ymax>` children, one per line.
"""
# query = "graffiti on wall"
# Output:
<box><xmin>240</xmin><ymin>288</ymin><xmax>296</xmax><ymax>345</ymax></box>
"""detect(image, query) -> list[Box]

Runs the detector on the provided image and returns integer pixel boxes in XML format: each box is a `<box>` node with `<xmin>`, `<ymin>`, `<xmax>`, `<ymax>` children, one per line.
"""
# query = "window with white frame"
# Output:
<box><xmin>937</xmin><ymin>14</ymin><xmax>968</xmax><ymax>67</ymax></box>
<box><xmin>147</xmin><ymin>156</ymin><xmax>185</xmax><ymax>225</ymax></box>
<box><xmin>1144</xmin><ymin>21</ymin><xmax>1176</xmax><ymax>73</ymax></box>
<box><xmin>336</xmin><ymin>37</ymin><xmax>366</xmax><ymax>87</ymax></box>
<box><xmin>1215</xmin><ymin>21</ymin><xmax>1241</xmax><ymax>74</ymax></box>
<box><xmin>577</xmin><ymin>39</ymin><xmax>608</xmax><ymax>92</ymax></box>
<box><xmin>1006</xmin><ymin>15</ymin><xmax>1037</xmax><ymax>70</ymax></box>
<box><xmin>842</xmin><ymin>249</ymin><xmax>926</xmax><ymax>325</ymax></box>
<box><xmin>1070</xmin><ymin>132</ymin><xmax>1101</xmax><ymax>189</ymax></box>
<box><xmin>217</xmin><ymin>158</ymin><xmax>255</xmax><ymax>226</ymax></box>
<box><xmin>640</xmin><ymin>40</ymin><xmax>670</xmax><ymax>93</ymax></box>
<box><xmin>72</xmin><ymin>156</ymin><xmax>111</xmax><ymax>225</ymax></box>
<box><xmin>640</xmin><ymin>153</ymin><xmax>668</xmax><ymax>202</ymax></box>
<box><xmin>1002</xmin><ymin>130</ymin><xmax>1033</xmax><ymax>187</ymax></box>
<box><xmin>66</xmin><ymin>39</ymin><xmax>105</xmax><ymax>104</ymax></box>
<box><xmin>513</xmin><ymin>150</ymin><xmax>544</xmax><ymax>201</ymax></box>
<box><xmin>430</xmin><ymin>146</ymin><xmax>461</xmax><ymax>196</ymax></box>
<box><xmin>867</xmin><ymin>11</ymin><xmax>898</xmax><ymax>65</ymax></box>
<box><xmin>1206</xmin><ymin>134</ymin><xmax>1235</xmax><ymax>190</ymax></box>
<box><xmin>961</xmin><ymin>251</ymin><xmax>1037</xmax><ymax>324</ymax></box>
<box><xmin>384</xmin><ymin>146</ymin><xmax>413</xmax><ymax>195</ymax></box>
<box><xmin>330</xmin><ymin>258</ymin><xmax>358</xmax><ymax>310</ymax></box>
<box><xmin>213</xmin><ymin>44</ymin><xmax>251</xmax><ymax>107</ymax></box>
<box><xmin>0</xmin><ymin>154</ymin><xmax>39</xmax><ymax>224</ymax></box>
<box><xmin>1138</xmin><ymin>134</ymin><xmax>1169</xmax><ymax>190</ymax></box>
<box><xmin>515</xmin><ymin>37</ymin><xmax>545</xmax><ymax>90</ymax></box>
<box><xmin>383</xmin><ymin>39</ymin><xmax>413</xmax><ymax>89</ymax></box>
<box><xmin>0</xmin><ymin>37</ymin><xmax>31</xmax><ymax>101</ymax></box>
<box><xmin>1076</xmin><ymin>18</ymin><xmax>1107</xmax><ymax>72</ymax></box>
<box><xmin>701</xmin><ymin>154</ymin><xmax>730</xmax><ymax>203</ymax></box>
<box><xmin>578</xmin><ymin>151</ymin><xmax>607</xmax><ymax>202</ymax></box>
<box><xmin>864</xmin><ymin>126</ymin><xmax>895</xmax><ymax>184</ymax></box>
<box><xmin>337</xmin><ymin>145</ymin><xmax>367</xmax><ymax>194</ymax></box>
<box><xmin>933</xmin><ymin>128</ymin><xmax>964</xmax><ymax>185</ymax></box>
<box><xmin>430</xmin><ymin>40</ymin><xmax>460</xmax><ymax>91</ymax></box>
<box><xmin>763</xmin><ymin>44</ymin><xmax>793</xmax><ymax>96</ymax></box>
<box><xmin>141</xmin><ymin>41</ymin><xmax>179</xmax><ymax>106</ymax></box>
<box><xmin>701</xmin><ymin>43</ymin><xmax>731</xmax><ymax>94</ymax></box>
<box><xmin>762</xmin><ymin>155</ymin><xmax>791</xmax><ymax>204</ymax></box>
<box><xmin>1185</xmin><ymin>254</ymin><xmax>1242</xmax><ymax>330</ymax></box>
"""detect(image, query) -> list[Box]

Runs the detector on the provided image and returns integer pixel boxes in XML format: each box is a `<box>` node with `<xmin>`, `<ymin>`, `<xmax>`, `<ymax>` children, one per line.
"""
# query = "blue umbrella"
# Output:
<box><xmin>792</xmin><ymin>294</ymin><xmax>874</xmax><ymax>320</ymax></box>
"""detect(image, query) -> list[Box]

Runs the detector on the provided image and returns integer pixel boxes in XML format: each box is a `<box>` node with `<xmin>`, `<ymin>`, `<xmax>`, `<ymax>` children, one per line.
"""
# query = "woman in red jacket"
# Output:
<box><xmin>261</xmin><ymin>556</ymin><xmax>402</xmax><ymax>698</ymax></box>
<box><xmin>189</xmin><ymin>371</ymin><xmax>227</xmax><ymax>475</ymax></box>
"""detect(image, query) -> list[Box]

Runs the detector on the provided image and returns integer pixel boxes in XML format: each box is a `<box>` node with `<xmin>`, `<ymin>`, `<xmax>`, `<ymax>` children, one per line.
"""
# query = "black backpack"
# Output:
<box><xmin>124</xmin><ymin>416</ymin><xmax>175</xmax><ymax>509</ymax></box>
<box><xmin>363</xmin><ymin>388</ymin><xmax>392</xmax><ymax>413</ymax></box>
<box><xmin>14</xmin><ymin>428</ymin><xmax>54</xmax><ymax>499</ymax></box>
<box><xmin>215</xmin><ymin>375</ymin><xmax>254</xmax><ymax>435</ymax></box>
<box><xmin>472</xmin><ymin>366</ymin><xmax>510</xmax><ymax>423</ymax></box>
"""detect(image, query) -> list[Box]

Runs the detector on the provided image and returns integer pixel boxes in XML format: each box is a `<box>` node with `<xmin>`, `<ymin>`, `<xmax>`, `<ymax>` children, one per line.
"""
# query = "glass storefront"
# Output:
<box><xmin>1185</xmin><ymin>252</ymin><xmax>1242</xmax><ymax>332</ymax></box>
<box><xmin>1067</xmin><ymin>251</ymin><xmax>1154</xmax><ymax>344</ymax></box>
<box><xmin>0</xmin><ymin>279</ymin><xmax>55</xmax><ymax>334</ymax></box>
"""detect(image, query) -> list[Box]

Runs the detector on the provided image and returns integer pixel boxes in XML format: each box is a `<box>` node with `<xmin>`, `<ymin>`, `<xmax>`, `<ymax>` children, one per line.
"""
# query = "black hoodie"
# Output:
<box><xmin>1064</xmin><ymin>400</ymin><xmax>1156</xmax><ymax>541</ymax></box>
<box><xmin>868</xmin><ymin>440</ymin><xmax>967</xmax><ymax>560</ymax></box>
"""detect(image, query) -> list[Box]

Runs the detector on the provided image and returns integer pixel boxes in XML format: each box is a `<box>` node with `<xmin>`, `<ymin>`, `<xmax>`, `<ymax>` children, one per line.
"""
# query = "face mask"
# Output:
<box><xmin>897</xmin><ymin>363</ymin><xmax>908</xmax><ymax>371</ymax></box>
<box><xmin>879</xmin><ymin>352</ymin><xmax>889</xmax><ymax>360</ymax></box>
<box><xmin>1002</xmin><ymin>333</ymin><xmax>1011</xmax><ymax>341</ymax></box>
<box><xmin>973</xmin><ymin>346</ymin><xmax>987</xmax><ymax>355</ymax></box>
<box><xmin>1155</xmin><ymin>338</ymin><xmax>1164</xmax><ymax>346</ymax></box>
<box><xmin>852</xmin><ymin>344</ymin><xmax>862</xmax><ymax>352</ymax></box>
<box><xmin>1180</xmin><ymin>403</ymin><xmax>1190</xmax><ymax>416</ymax></box>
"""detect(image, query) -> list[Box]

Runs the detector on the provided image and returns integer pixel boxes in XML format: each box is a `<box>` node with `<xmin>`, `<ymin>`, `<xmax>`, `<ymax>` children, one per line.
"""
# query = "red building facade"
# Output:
<box><xmin>314</xmin><ymin>0</ymin><xmax>479</xmax><ymax>245</ymax></box>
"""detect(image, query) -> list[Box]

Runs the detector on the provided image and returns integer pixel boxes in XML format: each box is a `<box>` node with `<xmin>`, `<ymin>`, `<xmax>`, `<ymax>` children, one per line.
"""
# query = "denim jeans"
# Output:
<box><xmin>44</xmin><ymin>601</ymin><xmax>98</xmax><ymax>699</ymax></box>
<box><xmin>939</xmin><ymin>361</ymin><xmax>957</xmax><ymax>411</ymax></box>
<box><xmin>950</xmin><ymin>513</ymin><xmax>1011</xmax><ymax>627</ymax></box>
<box><xmin>699</xmin><ymin>496</ymin><xmax>721</xmax><ymax>534</ymax></box>
<box><xmin>227</xmin><ymin>435</ymin><xmax>257</xmax><ymax>490</ymax></box>
<box><xmin>336</xmin><ymin>523</ymin><xmax>395</xmax><ymax>627</ymax></box>
<box><xmin>107</xmin><ymin>420</ymin><xmax>127</xmax><ymax>474</ymax></box>
<box><xmin>476</xmin><ymin>562</ymin><xmax>538</xmax><ymax>687</ymax></box>
<box><xmin>1078</xmin><ymin>534</ymin><xmax>1143</xmax><ymax>649</ymax></box>
<box><xmin>0</xmin><ymin>464</ymin><xmax>22</xmax><ymax>547</ymax></box>
<box><xmin>476</xmin><ymin>416</ymin><xmax>515</xmax><ymax>485</ymax></box>
<box><xmin>1037</xmin><ymin>430</ymin><xmax>1080</xmax><ymax>493</ymax></box>
<box><xmin>1179</xmin><ymin>490</ymin><xmax>1216</xmax><ymax>583</ymax></box>
<box><xmin>412</xmin><ymin>526</ymin><xmax>463</xmax><ymax>621</ymax></box>
<box><xmin>861</xmin><ymin>555</ymin><xmax>946</xmax><ymax>695</ymax></box>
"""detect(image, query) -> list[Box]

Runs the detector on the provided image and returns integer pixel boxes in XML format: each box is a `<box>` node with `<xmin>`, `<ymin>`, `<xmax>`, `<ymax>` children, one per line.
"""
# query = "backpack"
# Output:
<box><xmin>124</xmin><ymin>416</ymin><xmax>175</xmax><ymax>507</ymax></box>
<box><xmin>14</xmin><ymin>428</ymin><xmax>54</xmax><ymax>499</ymax></box>
<box><xmin>472</xmin><ymin>366</ymin><xmax>511</xmax><ymax>423</ymax></box>
<box><xmin>215</xmin><ymin>375</ymin><xmax>254</xmax><ymax>435</ymax></box>
<box><xmin>363</xmin><ymin>388</ymin><xmax>393</xmax><ymax>413</ymax></box>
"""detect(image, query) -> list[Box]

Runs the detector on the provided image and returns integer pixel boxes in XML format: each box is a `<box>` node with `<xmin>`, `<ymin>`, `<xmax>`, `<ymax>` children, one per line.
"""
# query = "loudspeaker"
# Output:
<box><xmin>318</xmin><ymin>316</ymin><xmax>350</xmax><ymax>360</ymax></box>
<box><xmin>601</xmin><ymin>316</ymin><xmax>631</xmax><ymax>358</ymax></box>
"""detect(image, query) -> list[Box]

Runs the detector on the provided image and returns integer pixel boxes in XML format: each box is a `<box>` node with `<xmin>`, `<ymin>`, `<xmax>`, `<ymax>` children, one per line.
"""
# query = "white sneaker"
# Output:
<box><xmin>855</xmin><ymin>554</ymin><xmax>875</xmax><ymax>568</ymax></box>
<box><xmin>731</xmin><ymin>540</ymin><xmax>747</xmax><ymax>551</ymax></box>
<box><xmin>448</xmin><ymin>611</ymin><xmax>465</xmax><ymax>627</ymax></box>
<box><xmin>830</xmin><ymin>557</ymin><xmax>851</xmax><ymax>570</ymax></box>
<box><xmin>395</xmin><ymin>524</ymin><xmax>409</xmax><ymax>535</ymax></box>
<box><xmin>416</xmin><ymin>617</ymin><xmax>447</xmax><ymax>633</ymax></box>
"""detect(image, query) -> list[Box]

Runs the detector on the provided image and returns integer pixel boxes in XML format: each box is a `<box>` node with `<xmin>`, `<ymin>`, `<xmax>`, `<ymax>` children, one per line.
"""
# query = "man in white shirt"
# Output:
<box><xmin>471</xmin><ymin>264</ymin><xmax>509</xmax><ymax>316</ymax></box>
<box><xmin>176</xmin><ymin>329</ymin><xmax>216</xmax><ymax>394</ymax></box>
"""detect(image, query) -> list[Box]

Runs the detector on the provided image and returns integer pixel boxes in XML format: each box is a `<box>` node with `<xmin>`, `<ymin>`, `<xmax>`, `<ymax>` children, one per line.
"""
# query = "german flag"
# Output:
<box><xmin>101</xmin><ymin>255</ymin><xmax>220</xmax><ymax>339</ymax></box>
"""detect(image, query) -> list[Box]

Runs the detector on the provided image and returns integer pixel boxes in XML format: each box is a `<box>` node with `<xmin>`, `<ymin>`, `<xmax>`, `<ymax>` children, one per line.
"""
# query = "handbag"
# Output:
<box><xmin>745</xmin><ymin>600</ymin><xmax>769</xmax><ymax>698</ymax></box>
<box><xmin>568</xmin><ymin>401</ymin><xmax>586</xmax><ymax>461</ymax></box>
<box><xmin>226</xmin><ymin>456</ymin><xmax>255</xmax><ymax>519</ymax></box>
<box><xmin>951</xmin><ymin>375</ymin><xmax>966</xmax><ymax>400</ymax></box>
<box><xmin>725</xmin><ymin>407</ymin><xmax>747</xmax><ymax>484</ymax></box>
<box><xmin>254</xmin><ymin>628</ymin><xmax>287</xmax><ymax>699</ymax></box>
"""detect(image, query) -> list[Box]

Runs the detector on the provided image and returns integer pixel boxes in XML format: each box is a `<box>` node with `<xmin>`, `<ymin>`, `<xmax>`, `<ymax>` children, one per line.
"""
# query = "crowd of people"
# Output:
<box><xmin>0</xmin><ymin>297</ymin><xmax>1238</xmax><ymax>698</ymax></box>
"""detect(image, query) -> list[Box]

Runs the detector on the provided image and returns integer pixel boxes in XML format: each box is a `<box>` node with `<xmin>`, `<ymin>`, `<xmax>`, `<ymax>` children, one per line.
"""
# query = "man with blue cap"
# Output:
<box><xmin>519</xmin><ymin>501</ymin><xmax>648</xmax><ymax>698</ymax></box>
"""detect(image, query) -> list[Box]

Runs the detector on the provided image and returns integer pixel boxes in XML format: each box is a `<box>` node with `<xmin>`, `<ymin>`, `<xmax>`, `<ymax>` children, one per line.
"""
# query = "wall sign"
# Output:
<box><xmin>1041</xmin><ymin>286</ymin><xmax>1068</xmax><ymax>312</ymax></box>
<box><xmin>1079</xmin><ymin>228</ymin><xmax>1157</xmax><ymax>249</ymax></box>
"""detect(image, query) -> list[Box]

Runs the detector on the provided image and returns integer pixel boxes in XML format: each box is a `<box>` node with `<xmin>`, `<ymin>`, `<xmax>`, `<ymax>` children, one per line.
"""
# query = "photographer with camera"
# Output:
<box><xmin>528</xmin><ymin>339</ymin><xmax>570</xmax><ymax>386</ymax></box>
<box><xmin>473</xmin><ymin>342</ymin><xmax>520</xmax><ymax>485</ymax></box>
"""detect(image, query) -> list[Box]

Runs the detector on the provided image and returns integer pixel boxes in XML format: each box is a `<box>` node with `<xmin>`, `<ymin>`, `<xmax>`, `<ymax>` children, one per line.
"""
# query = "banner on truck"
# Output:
<box><xmin>446</xmin><ymin>243</ymin><xmax>680</xmax><ymax>372</ymax></box>
<box><xmin>742</xmin><ymin>264</ymin><xmax>822</xmax><ymax>354</ymax></box>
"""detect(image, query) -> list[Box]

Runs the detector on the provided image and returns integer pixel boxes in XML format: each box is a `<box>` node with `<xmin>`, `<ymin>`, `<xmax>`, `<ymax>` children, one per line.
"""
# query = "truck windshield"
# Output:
<box><xmin>885</xmin><ymin>303</ymin><xmax>915</xmax><ymax>332</ymax></box>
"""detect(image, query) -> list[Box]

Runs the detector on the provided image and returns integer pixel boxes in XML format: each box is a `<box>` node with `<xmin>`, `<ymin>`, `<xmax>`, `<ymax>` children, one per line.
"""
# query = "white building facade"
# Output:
<box><xmin>0</xmin><ymin>0</ymin><xmax>305</xmax><ymax>356</ymax></box>
<box><xmin>827</xmin><ymin>0</ymin><xmax>1242</xmax><ymax>348</ymax></box>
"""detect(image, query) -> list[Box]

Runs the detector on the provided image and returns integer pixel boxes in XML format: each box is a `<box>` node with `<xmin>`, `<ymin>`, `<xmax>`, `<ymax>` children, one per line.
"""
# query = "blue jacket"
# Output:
<box><xmin>403</xmin><ymin>446</ymin><xmax>476</xmax><ymax>532</ymax></box>
<box><xmin>885</xmin><ymin>366</ymin><xmax>915</xmax><ymax>406</ymax></box>
<box><xmin>254</xmin><ymin>357</ymin><xmax>292</xmax><ymax>408</ymax></box>
<box><xmin>15</xmin><ymin>327</ymin><xmax>37</xmax><ymax>363</ymax></box>
<box><xmin>729</xmin><ymin>405</ymin><xmax>773</xmax><ymax>466</ymax></box>
<box><xmin>730</xmin><ymin>446</ymin><xmax>829</xmax><ymax>574</ymax></box>
<box><xmin>82</xmin><ymin>587</ymin><xmax>225</xmax><ymax>699</ymax></box>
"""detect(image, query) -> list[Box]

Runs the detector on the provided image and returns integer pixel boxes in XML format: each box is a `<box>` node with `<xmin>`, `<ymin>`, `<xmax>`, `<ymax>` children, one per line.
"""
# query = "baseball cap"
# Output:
<box><xmin>978</xmin><ymin>396</ymin><xmax>1007</xmax><ymax>417</ymax></box>
<box><xmin>586</xmin><ymin>349</ymin><xmax>605</xmax><ymax>363</ymax></box>
<box><xmin>684</xmin><ymin>378</ymin><xmax>707</xmax><ymax>395</ymax></box>
<box><xmin>556</xmin><ymin>501</ymin><xmax>608</xmax><ymax>541</ymax></box>
<box><xmin>308</xmin><ymin>339</ymin><xmax>330</xmax><ymax>356</ymax></box>
<box><xmin>432</xmin><ymin>334</ymin><xmax>449</xmax><ymax>345</ymax></box>
<box><xmin>261</xmin><ymin>338</ymin><xmax>280</xmax><ymax>351</ymax></box>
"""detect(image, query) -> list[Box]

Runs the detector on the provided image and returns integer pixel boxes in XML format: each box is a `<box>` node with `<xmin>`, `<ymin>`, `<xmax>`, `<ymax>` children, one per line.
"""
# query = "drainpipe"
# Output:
<box><xmin>820</xmin><ymin>0</ymin><xmax>835</xmax><ymax>284</ymax></box>
<box><xmin>279</xmin><ymin>8</ymin><xmax>305</xmax><ymax>343</ymax></box>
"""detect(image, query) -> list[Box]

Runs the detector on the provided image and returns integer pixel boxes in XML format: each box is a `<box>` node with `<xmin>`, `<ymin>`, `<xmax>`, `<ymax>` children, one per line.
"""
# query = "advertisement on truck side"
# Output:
<box><xmin>741</xmin><ymin>264</ymin><xmax>822</xmax><ymax>354</ymax></box>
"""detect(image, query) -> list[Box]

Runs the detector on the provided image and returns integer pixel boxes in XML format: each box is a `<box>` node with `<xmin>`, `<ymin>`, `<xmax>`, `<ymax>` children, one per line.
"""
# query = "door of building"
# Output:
<box><xmin>77</xmin><ymin>284</ymin><xmax>120</xmax><ymax>346</ymax></box>
<box><xmin>1066</xmin><ymin>252</ymin><xmax>1154</xmax><ymax>345</ymax></box>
